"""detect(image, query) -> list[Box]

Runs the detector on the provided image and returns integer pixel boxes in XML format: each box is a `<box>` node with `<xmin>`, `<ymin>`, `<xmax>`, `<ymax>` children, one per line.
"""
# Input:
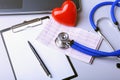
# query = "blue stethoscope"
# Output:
<box><xmin>55</xmin><ymin>0</ymin><xmax>120</xmax><ymax>57</ymax></box>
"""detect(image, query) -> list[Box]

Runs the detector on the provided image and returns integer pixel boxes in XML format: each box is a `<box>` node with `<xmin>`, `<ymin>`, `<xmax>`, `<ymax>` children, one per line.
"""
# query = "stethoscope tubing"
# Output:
<box><xmin>89</xmin><ymin>1</ymin><xmax>120</xmax><ymax>31</ymax></box>
<box><xmin>71</xmin><ymin>41</ymin><xmax>120</xmax><ymax>57</ymax></box>
<box><xmin>111</xmin><ymin>0</ymin><xmax>120</xmax><ymax>25</ymax></box>
<box><xmin>71</xmin><ymin>41</ymin><xmax>103</xmax><ymax>57</ymax></box>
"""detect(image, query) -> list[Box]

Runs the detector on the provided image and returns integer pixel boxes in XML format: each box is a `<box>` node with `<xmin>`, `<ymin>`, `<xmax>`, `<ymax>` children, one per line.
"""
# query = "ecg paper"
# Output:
<box><xmin>36</xmin><ymin>18</ymin><xmax>103</xmax><ymax>63</ymax></box>
<box><xmin>1</xmin><ymin>18</ymin><xmax>76</xmax><ymax>80</ymax></box>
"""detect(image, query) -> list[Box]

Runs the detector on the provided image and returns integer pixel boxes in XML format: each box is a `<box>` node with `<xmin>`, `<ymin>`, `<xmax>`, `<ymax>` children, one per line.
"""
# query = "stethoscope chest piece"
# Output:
<box><xmin>55</xmin><ymin>32</ymin><xmax>71</xmax><ymax>49</ymax></box>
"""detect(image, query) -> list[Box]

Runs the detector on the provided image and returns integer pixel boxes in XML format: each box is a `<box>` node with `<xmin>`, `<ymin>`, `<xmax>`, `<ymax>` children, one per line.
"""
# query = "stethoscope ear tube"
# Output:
<box><xmin>111</xmin><ymin>0</ymin><xmax>120</xmax><ymax>30</ymax></box>
<box><xmin>71</xmin><ymin>41</ymin><xmax>120</xmax><ymax>57</ymax></box>
<box><xmin>89</xmin><ymin>1</ymin><xmax>120</xmax><ymax>31</ymax></box>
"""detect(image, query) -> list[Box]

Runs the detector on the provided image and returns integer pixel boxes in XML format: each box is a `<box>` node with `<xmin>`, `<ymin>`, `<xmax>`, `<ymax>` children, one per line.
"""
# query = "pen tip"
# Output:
<box><xmin>48</xmin><ymin>75</ymin><xmax>52</xmax><ymax>78</ymax></box>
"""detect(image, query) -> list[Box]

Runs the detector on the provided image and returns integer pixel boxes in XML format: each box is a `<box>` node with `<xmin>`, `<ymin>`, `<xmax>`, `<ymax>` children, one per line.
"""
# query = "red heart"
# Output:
<box><xmin>52</xmin><ymin>0</ymin><xmax>77</xmax><ymax>26</ymax></box>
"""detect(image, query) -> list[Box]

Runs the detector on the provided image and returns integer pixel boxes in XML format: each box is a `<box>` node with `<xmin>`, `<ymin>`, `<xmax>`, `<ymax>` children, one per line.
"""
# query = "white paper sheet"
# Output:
<box><xmin>2</xmin><ymin>18</ymin><xmax>75</xmax><ymax>80</ymax></box>
<box><xmin>36</xmin><ymin>18</ymin><xmax>103</xmax><ymax>63</ymax></box>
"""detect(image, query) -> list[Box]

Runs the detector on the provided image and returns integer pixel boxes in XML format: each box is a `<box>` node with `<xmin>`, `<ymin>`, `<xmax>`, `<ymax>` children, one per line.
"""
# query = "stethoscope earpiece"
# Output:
<box><xmin>116</xmin><ymin>63</ymin><xmax>120</xmax><ymax>68</ymax></box>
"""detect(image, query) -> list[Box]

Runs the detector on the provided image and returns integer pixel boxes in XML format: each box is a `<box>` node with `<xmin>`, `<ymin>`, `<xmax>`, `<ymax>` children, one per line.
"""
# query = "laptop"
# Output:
<box><xmin>0</xmin><ymin>0</ymin><xmax>80</xmax><ymax>15</ymax></box>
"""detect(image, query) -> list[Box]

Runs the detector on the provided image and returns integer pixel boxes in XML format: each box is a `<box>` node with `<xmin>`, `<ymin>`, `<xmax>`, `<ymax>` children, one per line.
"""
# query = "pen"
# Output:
<box><xmin>28</xmin><ymin>41</ymin><xmax>52</xmax><ymax>78</ymax></box>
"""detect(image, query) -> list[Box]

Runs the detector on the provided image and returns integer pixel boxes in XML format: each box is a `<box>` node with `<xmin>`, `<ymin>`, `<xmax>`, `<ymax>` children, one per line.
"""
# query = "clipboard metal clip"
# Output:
<box><xmin>11</xmin><ymin>18</ymin><xmax>43</xmax><ymax>33</ymax></box>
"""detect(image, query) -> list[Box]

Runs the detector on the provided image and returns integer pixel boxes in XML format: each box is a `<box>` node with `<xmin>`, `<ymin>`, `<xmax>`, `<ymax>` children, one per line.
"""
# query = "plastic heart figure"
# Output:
<box><xmin>52</xmin><ymin>0</ymin><xmax>77</xmax><ymax>26</ymax></box>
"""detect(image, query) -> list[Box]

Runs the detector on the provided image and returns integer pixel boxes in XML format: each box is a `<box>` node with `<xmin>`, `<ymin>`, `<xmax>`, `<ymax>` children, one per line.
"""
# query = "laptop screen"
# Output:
<box><xmin>0</xmin><ymin>0</ymin><xmax>80</xmax><ymax>15</ymax></box>
<box><xmin>0</xmin><ymin>0</ymin><xmax>22</xmax><ymax>9</ymax></box>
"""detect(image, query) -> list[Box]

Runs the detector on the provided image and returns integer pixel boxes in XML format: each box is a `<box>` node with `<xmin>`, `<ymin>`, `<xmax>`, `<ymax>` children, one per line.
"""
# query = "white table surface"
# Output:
<box><xmin>0</xmin><ymin>0</ymin><xmax>120</xmax><ymax>80</ymax></box>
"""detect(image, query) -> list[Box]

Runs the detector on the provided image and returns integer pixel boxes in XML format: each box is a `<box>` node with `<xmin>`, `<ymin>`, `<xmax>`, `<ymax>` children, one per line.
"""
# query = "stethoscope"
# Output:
<box><xmin>55</xmin><ymin>0</ymin><xmax>120</xmax><ymax>68</ymax></box>
<box><xmin>55</xmin><ymin>0</ymin><xmax>120</xmax><ymax>57</ymax></box>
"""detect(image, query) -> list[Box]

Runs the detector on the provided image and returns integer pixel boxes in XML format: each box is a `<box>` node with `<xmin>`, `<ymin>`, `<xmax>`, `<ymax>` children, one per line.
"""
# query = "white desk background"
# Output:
<box><xmin>0</xmin><ymin>0</ymin><xmax>120</xmax><ymax>80</ymax></box>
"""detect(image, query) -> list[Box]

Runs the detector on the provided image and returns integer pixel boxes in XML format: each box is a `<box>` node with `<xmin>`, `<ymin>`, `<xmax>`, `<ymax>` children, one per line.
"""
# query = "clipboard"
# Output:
<box><xmin>0</xmin><ymin>16</ymin><xmax>77</xmax><ymax>80</ymax></box>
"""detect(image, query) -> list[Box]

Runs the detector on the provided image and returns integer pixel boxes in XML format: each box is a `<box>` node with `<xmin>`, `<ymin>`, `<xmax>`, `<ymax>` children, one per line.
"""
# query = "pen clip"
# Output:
<box><xmin>11</xmin><ymin>18</ymin><xmax>42</xmax><ymax>33</ymax></box>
